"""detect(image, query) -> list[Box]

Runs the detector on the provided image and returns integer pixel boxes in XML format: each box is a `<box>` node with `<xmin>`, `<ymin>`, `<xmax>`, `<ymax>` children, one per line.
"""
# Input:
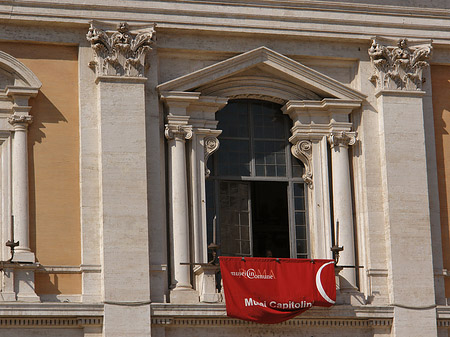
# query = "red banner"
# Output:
<box><xmin>220</xmin><ymin>257</ymin><xmax>336</xmax><ymax>324</ymax></box>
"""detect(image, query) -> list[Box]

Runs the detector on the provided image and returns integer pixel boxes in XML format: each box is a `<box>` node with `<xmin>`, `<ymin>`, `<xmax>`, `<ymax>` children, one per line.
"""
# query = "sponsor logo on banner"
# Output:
<box><xmin>230</xmin><ymin>268</ymin><xmax>276</xmax><ymax>280</ymax></box>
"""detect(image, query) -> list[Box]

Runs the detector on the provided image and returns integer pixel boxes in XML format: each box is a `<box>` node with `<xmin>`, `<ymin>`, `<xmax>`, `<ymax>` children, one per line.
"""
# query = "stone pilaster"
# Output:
<box><xmin>86</xmin><ymin>21</ymin><xmax>155</xmax><ymax>78</ymax></box>
<box><xmin>370</xmin><ymin>38</ymin><xmax>437</xmax><ymax>337</ymax></box>
<box><xmin>88</xmin><ymin>22</ymin><xmax>154</xmax><ymax>337</ymax></box>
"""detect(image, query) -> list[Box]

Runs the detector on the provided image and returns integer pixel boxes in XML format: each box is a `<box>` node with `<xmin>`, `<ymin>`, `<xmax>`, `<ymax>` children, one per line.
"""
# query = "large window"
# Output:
<box><xmin>206</xmin><ymin>100</ymin><xmax>308</xmax><ymax>258</ymax></box>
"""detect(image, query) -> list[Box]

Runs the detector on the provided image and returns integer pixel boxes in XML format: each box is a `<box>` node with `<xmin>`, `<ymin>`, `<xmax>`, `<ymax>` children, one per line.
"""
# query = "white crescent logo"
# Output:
<box><xmin>315</xmin><ymin>261</ymin><xmax>335</xmax><ymax>304</ymax></box>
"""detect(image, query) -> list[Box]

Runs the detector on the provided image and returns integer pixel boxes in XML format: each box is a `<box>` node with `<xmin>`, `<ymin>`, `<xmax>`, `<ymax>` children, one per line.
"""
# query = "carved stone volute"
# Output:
<box><xmin>204</xmin><ymin>136</ymin><xmax>220</xmax><ymax>178</ymax></box>
<box><xmin>328</xmin><ymin>131</ymin><xmax>356</xmax><ymax>149</ymax></box>
<box><xmin>368</xmin><ymin>38</ymin><xmax>432</xmax><ymax>91</ymax></box>
<box><xmin>291</xmin><ymin>140</ymin><xmax>313</xmax><ymax>188</ymax></box>
<box><xmin>8</xmin><ymin>114</ymin><xmax>33</xmax><ymax>126</ymax></box>
<box><xmin>165</xmin><ymin>124</ymin><xmax>193</xmax><ymax>141</ymax></box>
<box><xmin>87</xmin><ymin>22</ymin><xmax>156</xmax><ymax>77</ymax></box>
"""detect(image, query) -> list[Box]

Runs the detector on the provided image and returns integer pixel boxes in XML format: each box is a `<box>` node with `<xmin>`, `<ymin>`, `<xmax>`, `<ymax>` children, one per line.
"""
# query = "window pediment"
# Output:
<box><xmin>157</xmin><ymin>46</ymin><xmax>365</xmax><ymax>102</ymax></box>
<box><xmin>0</xmin><ymin>51</ymin><xmax>42</xmax><ymax>114</ymax></box>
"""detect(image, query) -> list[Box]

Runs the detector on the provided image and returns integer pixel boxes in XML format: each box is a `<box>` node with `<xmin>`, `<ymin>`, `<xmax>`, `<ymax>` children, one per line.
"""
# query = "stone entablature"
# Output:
<box><xmin>368</xmin><ymin>37</ymin><xmax>432</xmax><ymax>91</ymax></box>
<box><xmin>86</xmin><ymin>22</ymin><xmax>155</xmax><ymax>78</ymax></box>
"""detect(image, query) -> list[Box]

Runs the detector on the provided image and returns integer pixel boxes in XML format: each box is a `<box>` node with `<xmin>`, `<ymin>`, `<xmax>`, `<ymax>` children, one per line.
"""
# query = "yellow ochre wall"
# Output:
<box><xmin>0</xmin><ymin>42</ymin><xmax>81</xmax><ymax>295</ymax></box>
<box><xmin>432</xmin><ymin>65</ymin><xmax>450</xmax><ymax>298</ymax></box>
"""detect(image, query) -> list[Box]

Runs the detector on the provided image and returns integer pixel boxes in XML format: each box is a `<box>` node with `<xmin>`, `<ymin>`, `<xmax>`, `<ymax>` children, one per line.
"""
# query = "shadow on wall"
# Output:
<box><xmin>28</xmin><ymin>91</ymin><xmax>67</xmax><ymax>258</ymax></box>
<box><xmin>431</xmin><ymin>66</ymin><xmax>450</xmax><ymax>298</ymax></box>
<box><xmin>34</xmin><ymin>273</ymin><xmax>62</xmax><ymax>297</ymax></box>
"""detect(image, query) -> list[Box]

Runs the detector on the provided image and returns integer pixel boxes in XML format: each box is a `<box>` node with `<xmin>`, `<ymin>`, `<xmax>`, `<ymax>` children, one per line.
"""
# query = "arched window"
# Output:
<box><xmin>206</xmin><ymin>100</ymin><xmax>308</xmax><ymax>258</ymax></box>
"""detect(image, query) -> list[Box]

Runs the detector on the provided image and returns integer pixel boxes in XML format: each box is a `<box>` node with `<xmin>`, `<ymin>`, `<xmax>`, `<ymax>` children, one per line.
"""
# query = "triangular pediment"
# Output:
<box><xmin>157</xmin><ymin>47</ymin><xmax>365</xmax><ymax>102</ymax></box>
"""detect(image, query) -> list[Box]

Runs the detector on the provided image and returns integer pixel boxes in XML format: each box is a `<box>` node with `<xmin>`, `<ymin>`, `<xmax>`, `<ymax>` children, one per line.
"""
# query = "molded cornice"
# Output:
<box><xmin>4</xmin><ymin>1</ymin><xmax>450</xmax><ymax>43</ymax></box>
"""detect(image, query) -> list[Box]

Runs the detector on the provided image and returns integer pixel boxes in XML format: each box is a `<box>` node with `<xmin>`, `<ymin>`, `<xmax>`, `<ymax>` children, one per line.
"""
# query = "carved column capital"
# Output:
<box><xmin>291</xmin><ymin>139</ymin><xmax>313</xmax><ymax>188</ymax></box>
<box><xmin>86</xmin><ymin>22</ymin><xmax>156</xmax><ymax>78</ymax></box>
<box><xmin>368</xmin><ymin>38</ymin><xmax>432</xmax><ymax>91</ymax></box>
<box><xmin>8</xmin><ymin>115</ymin><xmax>33</xmax><ymax>129</ymax></box>
<box><xmin>165</xmin><ymin>124</ymin><xmax>193</xmax><ymax>141</ymax></box>
<box><xmin>328</xmin><ymin>131</ymin><xmax>356</xmax><ymax>149</ymax></box>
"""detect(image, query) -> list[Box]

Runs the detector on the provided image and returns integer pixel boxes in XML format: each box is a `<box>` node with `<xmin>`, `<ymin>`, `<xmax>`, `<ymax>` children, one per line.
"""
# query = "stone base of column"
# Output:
<box><xmin>336</xmin><ymin>275</ymin><xmax>365</xmax><ymax>305</ymax></box>
<box><xmin>15</xmin><ymin>269</ymin><xmax>40</xmax><ymax>302</ymax></box>
<box><xmin>0</xmin><ymin>268</ymin><xmax>16</xmax><ymax>301</ymax></box>
<box><xmin>12</xmin><ymin>250</ymin><xmax>35</xmax><ymax>263</ymax></box>
<box><xmin>194</xmin><ymin>265</ymin><xmax>222</xmax><ymax>303</ymax></box>
<box><xmin>170</xmin><ymin>288</ymin><xmax>199</xmax><ymax>304</ymax></box>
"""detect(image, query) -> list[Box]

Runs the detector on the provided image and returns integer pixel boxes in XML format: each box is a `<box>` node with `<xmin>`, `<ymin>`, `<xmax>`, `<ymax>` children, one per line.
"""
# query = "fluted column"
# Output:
<box><xmin>328</xmin><ymin>131</ymin><xmax>356</xmax><ymax>288</ymax></box>
<box><xmin>8</xmin><ymin>114</ymin><xmax>33</xmax><ymax>262</ymax></box>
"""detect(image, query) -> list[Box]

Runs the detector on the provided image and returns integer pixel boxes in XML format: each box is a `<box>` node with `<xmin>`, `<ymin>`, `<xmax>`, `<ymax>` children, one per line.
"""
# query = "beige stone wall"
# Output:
<box><xmin>0</xmin><ymin>42</ymin><xmax>81</xmax><ymax>295</ymax></box>
<box><xmin>431</xmin><ymin>64</ymin><xmax>450</xmax><ymax>297</ymax></box>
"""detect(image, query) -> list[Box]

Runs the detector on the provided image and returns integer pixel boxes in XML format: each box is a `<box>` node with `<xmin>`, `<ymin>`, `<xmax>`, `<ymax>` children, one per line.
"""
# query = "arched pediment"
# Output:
<box><xmin>0</xmin><ymin>51</ymin><xmax>42</xmax><ymax>90</ymax></box>
<box><xmin>157</xmin><ymin>46</ymin><xmax>365</xmax><ymax>102</ymax></box>
<box><xmin>0</xmin><ymin>51</ymin><xmax>42</xmax><ymax>114</ymax></box>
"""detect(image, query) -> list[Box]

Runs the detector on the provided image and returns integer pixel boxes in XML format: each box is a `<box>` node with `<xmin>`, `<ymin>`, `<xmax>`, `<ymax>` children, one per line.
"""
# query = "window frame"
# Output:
<box><xmin>206</xmin><ymin>99</ymin><xmax>310</xmax><ymax>258</ymax></box>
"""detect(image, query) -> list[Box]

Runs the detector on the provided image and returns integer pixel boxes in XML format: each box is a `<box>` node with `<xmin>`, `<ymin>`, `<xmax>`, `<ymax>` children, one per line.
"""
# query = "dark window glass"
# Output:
<box><xmin>207</xmin><ymin>100</ymin><xmax>308</xmax><ymax>258</ymax></box>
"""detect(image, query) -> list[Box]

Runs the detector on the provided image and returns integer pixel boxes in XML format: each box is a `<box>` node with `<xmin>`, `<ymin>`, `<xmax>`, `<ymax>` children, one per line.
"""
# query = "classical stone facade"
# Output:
<box><xmin>0</xmin><ymin>1</ymin><xmax>449</xmax><ymax>336</ymax></box>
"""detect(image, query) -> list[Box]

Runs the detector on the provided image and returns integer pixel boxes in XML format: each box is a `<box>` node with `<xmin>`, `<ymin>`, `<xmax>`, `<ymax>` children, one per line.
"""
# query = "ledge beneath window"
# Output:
<box><xmin>150</xmin><ymin>303</ymin><xmax>394</xmax><ymax>327</ymax></box>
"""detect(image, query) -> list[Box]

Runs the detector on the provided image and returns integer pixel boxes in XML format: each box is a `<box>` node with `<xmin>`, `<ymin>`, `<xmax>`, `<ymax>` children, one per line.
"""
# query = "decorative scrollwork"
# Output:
<box><xmin>164</xmin><ymin>125</ymin><xmax>193</xmax><ymax>141</ymax></box>
<box><xmin>8</xmin><ymin>115</ymin><xmax>33</xmax><ymax>125</ymax></box>
<box><xmin>291</xmin><ymin>140</ymin><xmax>313</xmax><ymax>188</ymax></box>
<box><xmin>86</xmin><ymin>22</ymin><xmax>155</xmax><ymax>77</ymax></box>
<box><xmin>204</xmin><ymin>136</ymin><xmax>220</xmax><ymax>178</ymax></box>
<box><xmin>328</xmin><ymin>131</ymin><xmax>356</xmax><ymax>149</ymax></box>
<box><xmin>368</xmin><ymin>38</ymin><xmax>432</xmax><ymax>91</ymax></box>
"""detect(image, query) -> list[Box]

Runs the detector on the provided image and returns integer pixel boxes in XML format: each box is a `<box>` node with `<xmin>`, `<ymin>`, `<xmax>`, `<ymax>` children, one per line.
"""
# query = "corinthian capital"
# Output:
<box><xmin>165</xmin><ymin>124</ymin><xmax>193</xmax><ymax>141</ymax></box>
<box><xmin>328</xmin><ymin>131</ymin><xmax>356</xmax><ymax>149</ymax></box>
<box><xmin>368</xmin><ymin>38</ymin><xmax>432</xmax><ymax>91</ymax></box>
<box><xmin>86</xmin><ymin>22</ymin><xmax>155</xmax><ymax>78</ymax></box>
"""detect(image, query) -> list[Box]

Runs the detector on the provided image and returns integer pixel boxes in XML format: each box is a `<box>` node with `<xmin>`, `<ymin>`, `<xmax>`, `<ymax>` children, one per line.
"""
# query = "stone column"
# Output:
<box><xmin>328</xmin><ymin>131</ymin><xmax>357</xmax><ymax>289</ymax></box>
<box><xmin>8</xmin><ymin>115</ymin><xmax>33</xmax><ymax>262</ymax></box>
<box><xmin>165</xmin><ymin>123</ymin><xmax>192</xmax><ymax>288</ymax></box>
<box><xmin>87</xmin><ymin>22</ymin><xmax>155</xmax><ymax>337</ymax></box>
<box><xmin>165</xmin><ymin>121</ymin><xmax>198</xmax><ymax>303</ymax></box>
<box><xmin>8</xmin><ymin>114</ymin><xmax>40</xmax><ymax>302</ymax></box>
<box><xmin>369</xmin><ymin>38</ymin><xmax>437</xmax><ymax>336</ymax></box>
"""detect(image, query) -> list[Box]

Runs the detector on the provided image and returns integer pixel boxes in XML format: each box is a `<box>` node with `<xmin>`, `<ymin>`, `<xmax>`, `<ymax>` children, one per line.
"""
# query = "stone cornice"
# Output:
<box><xmin>151</xmin><ymin>303</ymin><xmax>394</xmax><ymax>326</ymax></box>
<box><xmin>152</xmin><ymin>317</ymin><xmax>392</xmax><ymax>327</ymax></box>
<box><xmin>0</xmin><ymin>317</ymin><xmax>102</xmax><ymax>328</ymax></box>
<box><xmin>87</xmin><ymin>21</ymin><xmax>155</xmax><ymax>78</ymax></box>
<box><xmin>7</xmin><ymin>1</ymin><xmax>450</xmax><ymax>44</ymax></box>
<box><xmin>282</xmin><ymin>99</ymin><xmax>362</xmax><ymax>119</ymax></box>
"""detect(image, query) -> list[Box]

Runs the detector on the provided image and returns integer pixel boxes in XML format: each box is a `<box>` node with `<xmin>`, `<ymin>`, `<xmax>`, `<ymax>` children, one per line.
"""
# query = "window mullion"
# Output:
<box><xmin>248</xmin><ymin>101</ymin><xmax>256</xmax><ymax>178</ymax></box>
<box><xmin>287</xmin><ymin>181</ymin><xmax>296</xmax><ymax>258</ymax></box>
